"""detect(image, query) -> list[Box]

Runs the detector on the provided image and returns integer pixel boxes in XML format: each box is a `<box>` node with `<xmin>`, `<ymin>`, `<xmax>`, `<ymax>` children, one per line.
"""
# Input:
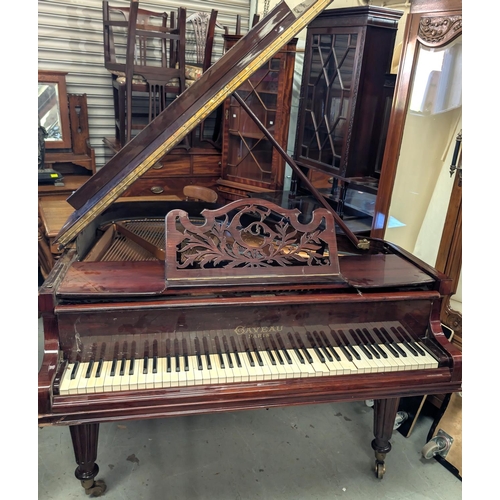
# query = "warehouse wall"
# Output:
<box><xmin>38</xmin><ymin>0</ymin><xmax>251</xmax><ymax>168</ymax></box>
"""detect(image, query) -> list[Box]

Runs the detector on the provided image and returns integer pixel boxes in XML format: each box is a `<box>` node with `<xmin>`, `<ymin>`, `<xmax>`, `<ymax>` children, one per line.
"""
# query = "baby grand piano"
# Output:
<box><xmin>37</xmin><ymin>1</ymin><xmax>462</xmax><ymax>496</ymax></box>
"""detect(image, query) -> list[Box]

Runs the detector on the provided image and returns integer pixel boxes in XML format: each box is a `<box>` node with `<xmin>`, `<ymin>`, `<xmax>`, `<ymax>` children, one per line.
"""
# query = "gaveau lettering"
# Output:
<box><xmin>234</xmin><ymin>326</ymin><xmax>284</xmax><ymax>335</ymax></box>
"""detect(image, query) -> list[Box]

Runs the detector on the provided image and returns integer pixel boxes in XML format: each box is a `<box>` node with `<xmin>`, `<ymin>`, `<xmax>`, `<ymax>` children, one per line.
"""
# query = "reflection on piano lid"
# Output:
<box><xmin>38</xmin><ymin>0</ymin><xmax>462</xmax><ymax>495</ymax></box>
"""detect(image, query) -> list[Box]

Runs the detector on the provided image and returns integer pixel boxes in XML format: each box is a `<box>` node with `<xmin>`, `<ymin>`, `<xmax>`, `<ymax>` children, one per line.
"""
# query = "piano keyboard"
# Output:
<box><xmin>58</xmin><ymin>323</ymin><xmax>439</xmax><ymax>395</ymax></box>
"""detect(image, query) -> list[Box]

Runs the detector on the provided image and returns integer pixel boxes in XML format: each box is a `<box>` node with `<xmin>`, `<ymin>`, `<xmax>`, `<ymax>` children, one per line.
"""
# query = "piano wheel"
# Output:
<box><xmin>375</xmin><ymin>461</ymin><xmax>386</xmax><ymax>479</ymax></box>
<box><xmin>81</xmin><ymin>478</ymin><xmax>107</xmax><ymax>497</ymax></box>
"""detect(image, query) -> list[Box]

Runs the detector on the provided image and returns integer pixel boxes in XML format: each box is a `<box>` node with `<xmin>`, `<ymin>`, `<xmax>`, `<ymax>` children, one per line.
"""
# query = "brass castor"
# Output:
<box><xmin>81</xmin><ymin>478</ymin><xmax>107</xmax><ymax>497</ymax></box>
<box><xmin>375</xmin><ymin>461</ymin><xmax>386</xmax><ymax>479</ymax></box>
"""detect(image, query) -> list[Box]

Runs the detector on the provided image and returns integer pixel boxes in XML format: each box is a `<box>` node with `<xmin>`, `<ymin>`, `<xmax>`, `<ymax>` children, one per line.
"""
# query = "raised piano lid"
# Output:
<box><xmin>54</xmin><ymin>0</ymin><xmax>335</xmax><ymax>248</ymax></box>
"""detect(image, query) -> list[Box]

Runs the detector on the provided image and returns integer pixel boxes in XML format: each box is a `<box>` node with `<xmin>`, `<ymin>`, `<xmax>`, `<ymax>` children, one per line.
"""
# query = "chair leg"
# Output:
<box><xmin>117</xmin><ymin>84</ymin><xmax>126</xmax><ymax>147</ymax></box>
<box><xmin>126</xmin><ymin>82</ymin><xmax>132</xmax><ymax>145</ymax></box>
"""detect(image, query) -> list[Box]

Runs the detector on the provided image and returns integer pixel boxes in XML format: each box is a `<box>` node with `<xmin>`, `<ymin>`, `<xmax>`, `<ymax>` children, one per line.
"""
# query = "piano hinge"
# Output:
<box><xmin>357</xmin><ymin>239</ymin><xmax>370</xmax><ymax>250</ymax></box>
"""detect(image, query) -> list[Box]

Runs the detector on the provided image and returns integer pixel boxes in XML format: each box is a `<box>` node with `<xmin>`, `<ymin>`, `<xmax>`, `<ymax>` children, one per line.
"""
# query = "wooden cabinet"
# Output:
<box><xmin>217</xmin><ymin>35</ymin><xmax>297</xmax><ymax>201</ymax></box>
<box><xmin>293</xmin><ymin>6</ymin><xmax>402</xmax><ymax>194</ymax></box>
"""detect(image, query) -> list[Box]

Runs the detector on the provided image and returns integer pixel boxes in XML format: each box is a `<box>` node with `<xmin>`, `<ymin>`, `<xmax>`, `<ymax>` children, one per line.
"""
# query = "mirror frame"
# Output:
<box><xmin>38</xmin><ymin>70</ymin><xmax>72</xmax><ymax>150</ymax></box>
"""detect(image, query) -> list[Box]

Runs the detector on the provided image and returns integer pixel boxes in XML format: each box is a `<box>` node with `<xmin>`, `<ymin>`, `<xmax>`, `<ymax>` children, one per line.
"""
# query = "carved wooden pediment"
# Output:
<box><xmin>165</xmin><ymin>199</ymin><xmax>341</xmax><ymax>287</ymax></box>
<box><xmin>418</xmin><ymin>15</ymin><xmax>462</xmax><ymax>46</ymax></box>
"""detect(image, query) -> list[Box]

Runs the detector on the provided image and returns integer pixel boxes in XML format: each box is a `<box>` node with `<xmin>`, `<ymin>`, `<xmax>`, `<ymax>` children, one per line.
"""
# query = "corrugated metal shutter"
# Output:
<box><xmin>38</xmin><ymin>0</ymin><xmax>251</xmax><ymax>168</ymax></box>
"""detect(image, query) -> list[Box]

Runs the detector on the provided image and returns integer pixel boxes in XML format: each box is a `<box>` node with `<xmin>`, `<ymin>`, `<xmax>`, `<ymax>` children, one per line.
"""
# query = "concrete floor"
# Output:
<box><xmin>38</xmin><ymin>319</ymin><xmax>462</xmax><ymax>500</ymax></box>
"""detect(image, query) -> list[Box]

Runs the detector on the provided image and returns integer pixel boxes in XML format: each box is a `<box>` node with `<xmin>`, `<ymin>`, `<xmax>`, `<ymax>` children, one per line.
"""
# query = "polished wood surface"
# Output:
<box><xmin>182</xmin><ymin>185</ymin><xmax>218</xmax><ymax>202</ymax></box>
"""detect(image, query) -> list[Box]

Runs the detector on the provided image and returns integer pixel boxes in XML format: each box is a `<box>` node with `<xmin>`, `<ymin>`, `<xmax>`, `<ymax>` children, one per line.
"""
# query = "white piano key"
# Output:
<box><xmin>153</xmin><ymin>357</ymin><xmax>164</xmax><ymax>389</ymax></box>
<box><xmin>192</xmin><ymin>355</ymin><xmax>204</xmax><ymax>385</ymax></box>
<box><xmin>231</xmin><ymin>352</ymin><xmax>246</xmax><ymax>383</ymax></box>
<box><xmin>239</xmin><ymin>352</ymin><xmax>258</xmax><ymax>382</ymax></box>
<box><xmin>59</xmin><ymin>363</ymin><xmax>74</xmax><ymax>395</ymax></box>
<box><xmin>137</xmin><ymin>358</ymin><xmax>149</xmax><ymax>390</ymax></box>
<box><xmin>85</xmin><ymin>360</ymin><xmax>100</xmax><ymax>393</ymax></box>
<box><xmin>330</xmin><ymin>346</ymin><xmax>356</xmax><ymax>375</ymax></box>
<box><xmin>128</xmin><ymin>359</ymin><xmax>140</xmax><ymax>390</ymax></box>
<box><xmin>417</xmin><ymin>343</ymin><xmax>439</xmax><ymax>369</ymax></box>
<box><xmin>112</xmin><ymin>360</ymin><xmax>124</xmax><ymax>392</ymax></box>
<box><xmin>288</xmin><ymin>349</ymin><xmax>313</xmax><ymax>377</ymax></box>
<box><xmin>102</xmin><ymin>360</ymin><xmax>115</xmax><ymax>392</ymax></box>
<box><xmin>213</xmin><ymin>353</ymin><xmax>227</xmax><ymax>384</ymax></box>
<box><xmin>305</xmin><ymin>348</ymin><xmax>329</xmax><ymax>376</ymax></box>
<box><xmin>208</xmin><ymin>354</ymin><xmax>221</xmax><ymax>384</ymax></box>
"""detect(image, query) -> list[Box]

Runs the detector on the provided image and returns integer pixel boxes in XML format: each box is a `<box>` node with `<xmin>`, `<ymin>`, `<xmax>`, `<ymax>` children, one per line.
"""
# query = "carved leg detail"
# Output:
<box><xmin>371</xmin><ymin>397</ymin><xmax>400</xmax><ymax>479</ymax></box>
<box><xmin>69</xmin><ymin>423</ymin><xmax>107</xmax><ymax>496</ymax></box>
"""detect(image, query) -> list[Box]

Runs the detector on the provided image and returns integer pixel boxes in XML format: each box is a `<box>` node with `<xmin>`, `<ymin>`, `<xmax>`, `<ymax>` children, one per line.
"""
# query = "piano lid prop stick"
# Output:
<box><xmin>232</xmin><ymin>91</ymin><xmax>369</xmax><ymax>250</ymax></box>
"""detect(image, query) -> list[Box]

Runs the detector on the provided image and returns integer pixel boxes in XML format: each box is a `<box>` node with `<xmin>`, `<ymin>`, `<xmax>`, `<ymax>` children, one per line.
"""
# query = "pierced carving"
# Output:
<box><xmin>418</xmin><ymin>16</ymin><xmax>462</xmax><ymax>46</ymax></box>
<box><xmin>165</xmin><ymin>199</ymin><xmax>340</xmax><ymax>287</ymax></box>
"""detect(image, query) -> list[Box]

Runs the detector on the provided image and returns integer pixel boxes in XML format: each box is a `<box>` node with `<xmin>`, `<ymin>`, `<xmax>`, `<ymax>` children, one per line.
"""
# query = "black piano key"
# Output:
<box><xmin>349</xmin><ymin>329</ymin><xmax>373</xmax><ymax>359</ymax></box>
<box><xmin>313</xmin><ymin>331</ymin><xmax>333</xmax><ymax>362</ymax></box>
<box><xmin>250</xmin><ymin>336</ymin><xmax>264</xmax><ymax>366</ymax></box>
<box><xmin>119</xmin><ymin>357</ymin><xmax>126</xmax><ymax>376</ymax></box>
<box><xmin>330</xmin><ymin>330</ymin><xmax>353</xmax><ymax>362</ymax></box>
<box><xmin>194</xmin><ymin>338</ymin><xmax>203</xmax><ymax>370</ymax></box>
<box><xmin>241</xmin><ymin>335</ymin><xmax>255</xmax><ymax>367</ymax></box>
<box><xmin>110</xmin><ymin>358</ymin><xmax>117</xmax><ymax>376</ymax></box>
<box><xmin>294</xmin><ymin>333</ymin><xmax>313</xmax><ymax>364</ymax></box>
<box><xmin>166</xmin><ymin>338</ymin><xmax>172</xmax><ymax>372</ymax></box>
<box><xmin>182</xmin><ymin>338</ymin><xmax>189</xmax><ymax>371</ymax></box>
<box><xmin>337</xmin><ymin>330</ymin><xmax>360</xmax><ymax>360</ymax></box>
<box><xmin>269</xmin><ymin>335</ymin><xmax>285</xmax><ymax>365</ymax></box>
<box><xmin>254</xmin><ymin>348</ymin><xmax>264</xmax><ymax>367</ymax></box>
<box><xmin>233</xmin><ymin>350</ymin><xmax>242</xmax><ymax>368</ymax></box>
<box><xmin>391</xmin><ymin>327</ymin><xmax>418</xmax><ymax>356</ymax></box>
<box><xmin>143</xmin><ymin>356</ymin><xmax>149</xmax><ymax>374</ymax></box>
<box><xmin>246</xmin><ymin>350</ymin><xmax>255</xmax><ymax>367</ymax></box>
<box><xmin>153</xmin><ymin>356</ymin><xmax>158</xmax><ymax>374</ymax></box>
<box><xmin>175</xmin><ymin>353</ymin><xmax>180</xmax><ymax>372</ymax></box>
<box><xmin>377</xmin><ymin>327</ymin><xmax>405</xmax><ymax>357</ymax></box>
<box><xmin>355</xmin><ymin>329</ymin><xmax>380</xmax><ymax>359</ymax></box>
<box><xmin>204</xmin><ymin>337</ymin><xmax>212</xmax><ymax>369</ymax></box>
<box><xmin>362</xmin><ymin>328</ymin><xmax>388</xmax><ymax>358</ymax></box>
<box><xmin>84</xmin><ymin>359</ymin><xmax>94</xmax><ymax>378</ymax></box>
<box><xmin>215</xmin><ymin>337</ymin><xmax>225</xmax><ymax>369</ymax></box>
<box><xmin>225</xmin><ymin>351</ymin><xmax>234</xmax><ymax>368</ymax></box>
<box><xmin>287</xmin><ymin>332</ymin><xmax>305</xmax><ymax>364</ymax></box>
<box><xmin>319</xmin><ymin>331</ymin><xmax>341</xmax><ymax>362</ymax></box>
<box><xmin>372</xmin><ymin>327</ymin><xmax>399</xmax><ymax>357</ymax></box>
<box><xmin>129</xmin><ymin>357</ymin><xmax>135</xmax><ymax>376</ymax></box>
<box><xmin>264</xmin><ymin>336</ymin><xmax>277</xmax><ymax>365</ymax></box>
<box><xmin>276</xmin><ymin>333</ymin><xmax>293</xmax><ymax>365</ymax></box>
<box><xmin>223</xmin><ymin>336</ymin><xmax>234</xmax><ymax>368</ymax></box>
<box><xmin>218</xmin><ymin>351</ymin><xmax>226</xmax><ymax>369</ymax></box>
<box><xmin>397</xmin><ymin>326</ymin><xmax>426</xmax><ymax>356</ymax></box>
<box><xmin>306</xmin><ymin>332</ymin><xmax>325</xmax><ymax>363</ymax></box>
<box><xmin>229</xmin><ymin>336</ymin><xmax>242</xmax><ymax>368</ymax></box>
<box><xmin>96</xmin><ymin>358</ymin><xmax>104</xmax><ymax>378</ymax></box>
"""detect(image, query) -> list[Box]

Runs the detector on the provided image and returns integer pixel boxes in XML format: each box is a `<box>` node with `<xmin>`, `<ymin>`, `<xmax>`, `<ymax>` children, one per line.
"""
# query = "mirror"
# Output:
<box><xmin>38</xmin><ymin>70</ymin><xmax>71</xmax><ymax>150</ymax></box>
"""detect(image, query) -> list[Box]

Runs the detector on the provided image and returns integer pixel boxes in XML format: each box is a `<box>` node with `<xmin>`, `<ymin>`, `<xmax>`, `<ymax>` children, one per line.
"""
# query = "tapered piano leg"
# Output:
<box><xmin>371</xmin><ymin>397</ymin><xmax>400</xmax><ymax>479</ymax></box>
<box><xmin>69</xmin><ymin>423</ymin><xmax>107</xmax><ymax>496</ymax></box>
